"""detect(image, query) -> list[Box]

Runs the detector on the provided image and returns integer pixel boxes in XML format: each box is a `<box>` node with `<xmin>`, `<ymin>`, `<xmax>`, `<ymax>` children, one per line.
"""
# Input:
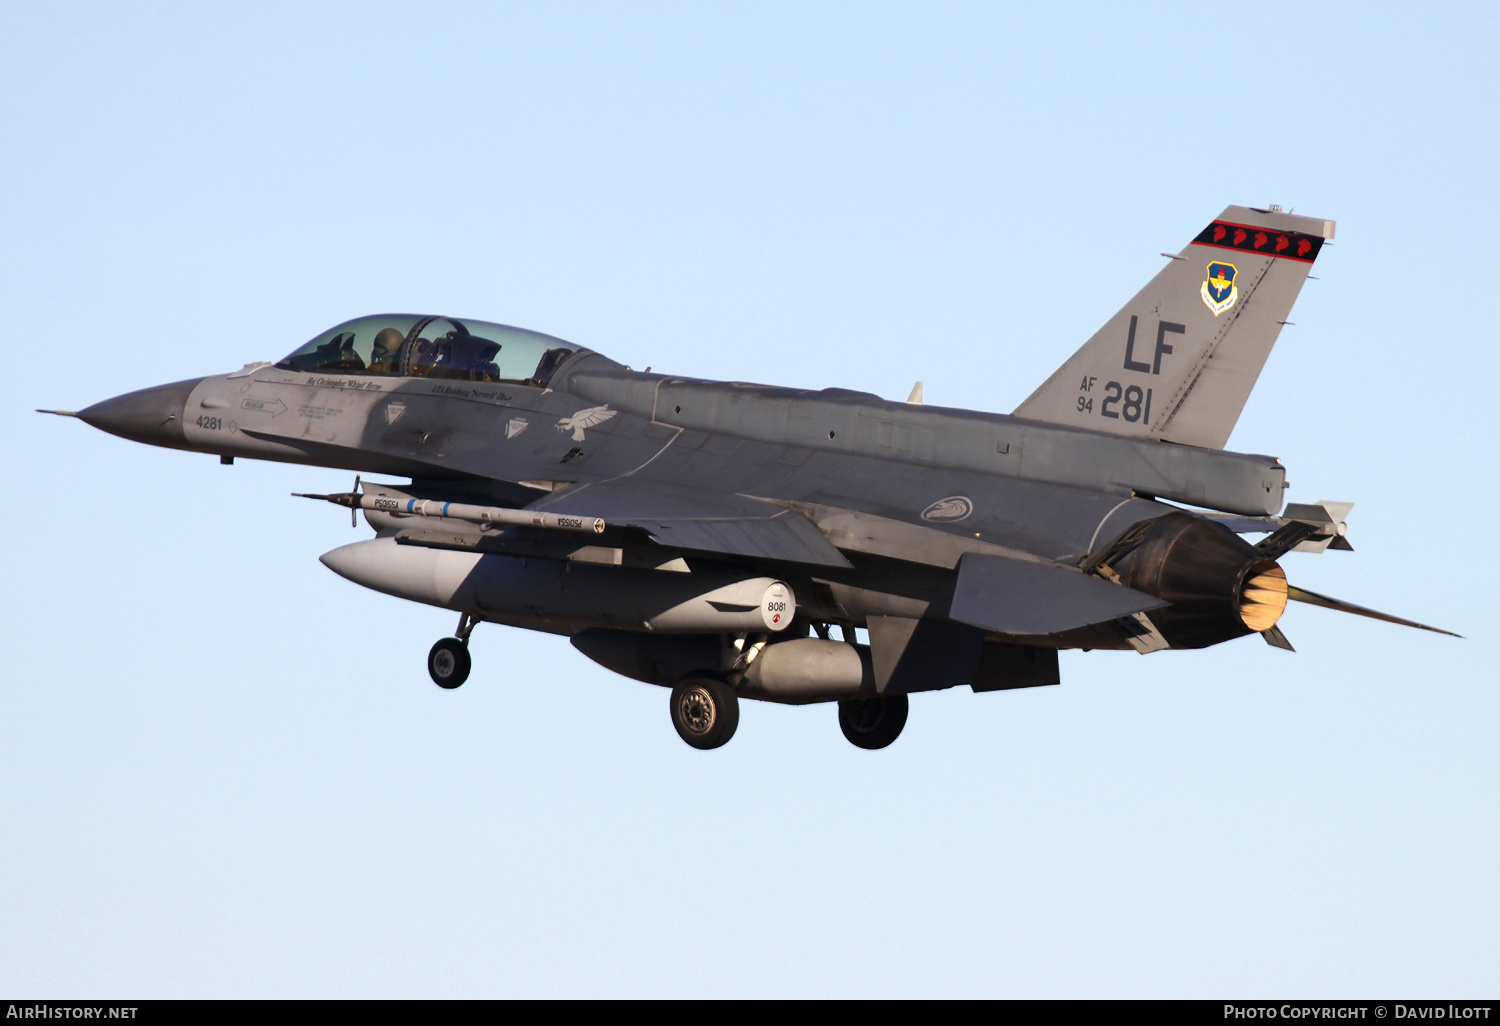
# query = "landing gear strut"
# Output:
<box><xmin>670</xmin><ymin>676</ymin><xmax>739</xmax><ymax>750</ymax></box>
<box><xmin>428</xmin><ymin>612</ymin><xmax>477</xmax><ymax>689</ymax></box>
<box><xmin>838</xmin><ymin>693</ymin><xmax>908</xmax><ymax>749</ymax></box>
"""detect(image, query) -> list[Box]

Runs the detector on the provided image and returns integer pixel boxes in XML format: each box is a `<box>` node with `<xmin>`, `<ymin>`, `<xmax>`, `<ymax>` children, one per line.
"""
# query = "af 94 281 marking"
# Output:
<box><xmin>1076</xmin><ymin>378</ymin><xmax>1153</xmax><ymax>424</ymax></box>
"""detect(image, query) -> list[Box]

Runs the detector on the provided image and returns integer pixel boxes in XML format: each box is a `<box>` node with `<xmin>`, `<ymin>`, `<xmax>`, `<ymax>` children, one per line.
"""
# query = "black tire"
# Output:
<box><xmin>838</xmin><ymin>693</ymin><xmax>908</xmax><ymax>749</ymax></box>
<box><xmin>428</xmin><ymin>637</ymin><xmax>471</xmax><ymax>689</ymax></box>
<box><xmin>669</xmin><ymin>677</ymin><xmax>740</xmax><ymax>750</ymax></box>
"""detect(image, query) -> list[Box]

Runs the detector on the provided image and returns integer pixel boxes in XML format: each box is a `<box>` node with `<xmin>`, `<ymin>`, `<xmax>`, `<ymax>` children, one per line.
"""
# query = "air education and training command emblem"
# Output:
<box><xmin>1201</xmin><ymin>261</ymin><xmax>1238</xmax><ymax>316</ymax></box>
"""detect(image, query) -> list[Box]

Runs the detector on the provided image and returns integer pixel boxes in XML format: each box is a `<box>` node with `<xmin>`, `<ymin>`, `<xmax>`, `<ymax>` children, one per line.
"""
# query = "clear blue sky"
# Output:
<box><xmin>2</xmin><ymin>2</ymin><xmax>1494</xmax><ymax>997</ymax></box>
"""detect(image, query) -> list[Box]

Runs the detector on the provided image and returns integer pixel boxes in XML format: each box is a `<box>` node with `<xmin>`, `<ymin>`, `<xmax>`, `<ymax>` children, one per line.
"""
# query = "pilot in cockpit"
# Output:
<box><xmin>368</xmin><ymin>327</ymin><xmax>405</xmax><ymax>374</ymax></box>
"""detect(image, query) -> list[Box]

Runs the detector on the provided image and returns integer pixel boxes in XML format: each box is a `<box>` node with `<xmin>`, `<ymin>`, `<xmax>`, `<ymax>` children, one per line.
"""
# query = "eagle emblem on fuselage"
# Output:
<box><xmin>556</xmin><ymin>405</ymin><xmax>617</xmax><ymax>442</ymax></box>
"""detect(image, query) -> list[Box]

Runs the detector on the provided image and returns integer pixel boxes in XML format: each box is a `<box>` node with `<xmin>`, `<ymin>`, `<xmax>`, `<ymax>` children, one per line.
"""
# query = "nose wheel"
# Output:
<box><xmin>428</xmin><ymin>613</ymin><xmax>477</xmax><ymax>689</ymax></box>
<box><xmin>428</xmin><ymin>638</ymin><xmax>471</xmax><ymax>688</ymax></box>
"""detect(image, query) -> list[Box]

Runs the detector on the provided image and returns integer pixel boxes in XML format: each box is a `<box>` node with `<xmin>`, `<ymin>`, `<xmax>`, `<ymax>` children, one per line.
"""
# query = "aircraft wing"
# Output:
<box><xmin>951</xmin><ymin>552</ymin><xmax>1168</xmax><ymax>635</ymax></box>
<box><xmin>533</xmin><ymin>481</ymin><xmax>854</xmax><ymax>568</ymax></box>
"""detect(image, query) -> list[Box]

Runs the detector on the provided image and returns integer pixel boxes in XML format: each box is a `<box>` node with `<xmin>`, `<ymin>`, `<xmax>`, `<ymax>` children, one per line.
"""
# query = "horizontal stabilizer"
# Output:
<box><xmin>535</xmin><ymin>482</ymin><xmax>853</xmax><ymax>568</ymax></box>
<box><xmin>1287</xmin><ymin>585</ymin><xmax>1460</xmax><ymax>637</ymax></box>
<box><xmin>951</xmin><ymin>553</ymin><xmax>1168</xmax><ymax>636</ymax></box>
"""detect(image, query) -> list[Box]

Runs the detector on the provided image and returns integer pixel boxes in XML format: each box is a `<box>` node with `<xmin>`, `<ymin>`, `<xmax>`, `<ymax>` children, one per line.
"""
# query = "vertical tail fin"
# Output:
<box><xmin>1013</xmin><ymin>205</ymin><xmax>1335</xmax><ymax>449</ymax></box>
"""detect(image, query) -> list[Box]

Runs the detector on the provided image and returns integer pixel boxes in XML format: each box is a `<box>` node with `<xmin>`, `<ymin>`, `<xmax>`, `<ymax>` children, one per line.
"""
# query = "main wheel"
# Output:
<box><xmin>428</xmin><ymin>637</ymin><xmax>471</xmax><ymax>689</ymax></box>
<box><xmin>838</xmin><ymin>693</ymin><xmax>908</xmax><ymax>749</ymax></box>
<box><xmin>669</xmin><ymin>677</ymin><xmax>740</xmax><ymax>750</ymax></box>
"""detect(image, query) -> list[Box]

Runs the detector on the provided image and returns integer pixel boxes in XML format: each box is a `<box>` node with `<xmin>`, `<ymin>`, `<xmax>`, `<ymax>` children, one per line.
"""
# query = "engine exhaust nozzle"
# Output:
<box><xmin>1238</xmin><ymin>562</ymin><xmax>1289</xmax><ymax>632</ymax></box>
<box><xmin>1116</xmin><ymin>512</ymin><xmax>1288</xmax><ymax>649</ymax></box>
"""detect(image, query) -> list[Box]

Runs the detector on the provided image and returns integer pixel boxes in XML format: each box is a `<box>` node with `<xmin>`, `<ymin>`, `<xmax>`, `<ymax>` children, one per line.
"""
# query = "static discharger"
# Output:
<box><xmin>295</xmin><ymin>490</ymin><xmax>606</xmax><ymax>534</ymax></box>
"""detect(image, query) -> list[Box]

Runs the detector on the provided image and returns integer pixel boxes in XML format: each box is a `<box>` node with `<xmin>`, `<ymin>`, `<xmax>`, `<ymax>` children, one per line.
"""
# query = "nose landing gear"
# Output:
<box><xmin>428</xmin><ymin>612</ymin><xmax>478</xmax><ymax>689</ymax></box>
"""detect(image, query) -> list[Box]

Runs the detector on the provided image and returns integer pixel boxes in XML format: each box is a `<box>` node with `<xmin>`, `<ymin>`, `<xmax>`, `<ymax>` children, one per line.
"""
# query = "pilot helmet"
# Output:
<box><xmin>371</xmin><ymin>327</ymin><xmax>405</xmax><ymax>362</ymax></box>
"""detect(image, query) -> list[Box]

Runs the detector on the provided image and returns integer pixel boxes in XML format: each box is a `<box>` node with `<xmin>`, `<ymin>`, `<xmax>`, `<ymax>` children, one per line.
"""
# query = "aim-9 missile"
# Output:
<box><xmin>295</xmin><ymin>490</ymin><xmax>606</xmax><ymax>534</ymax></box>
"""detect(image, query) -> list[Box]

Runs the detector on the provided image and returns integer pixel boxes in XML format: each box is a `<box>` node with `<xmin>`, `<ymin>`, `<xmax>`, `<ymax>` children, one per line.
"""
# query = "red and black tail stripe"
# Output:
<box><xmin>1192</xmin><ymin>220</ymin><xmax>1325</xmax><ymax>263</ymax></box>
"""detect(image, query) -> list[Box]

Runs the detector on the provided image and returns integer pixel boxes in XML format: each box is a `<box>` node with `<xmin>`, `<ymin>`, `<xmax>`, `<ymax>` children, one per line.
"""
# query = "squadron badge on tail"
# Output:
<box><xmin>1201</xmin><ymin>261</ymin><xmax>1238</xmax><ymax>316</ymax></box>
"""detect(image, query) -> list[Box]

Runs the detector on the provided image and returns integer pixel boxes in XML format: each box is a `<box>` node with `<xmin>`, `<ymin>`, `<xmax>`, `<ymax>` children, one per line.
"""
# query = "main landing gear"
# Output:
<box><xmin>669</xmin><ymin>676</ymin><xmax>740</xmax><ymax>750</ymax></box>
<box><xmin>662</xmin><ymin>677</ymin><xmax>910</xmax><ymax>751</ymax></box>
<box><xmin>838</xmin><ymin>693</ymin><xmax>908</xmax><ymax>750</ymax></box>
<box><xmin>428</xmin><ymin>612</ymin><xmax>478</xmax><ymax>689</ymax></box>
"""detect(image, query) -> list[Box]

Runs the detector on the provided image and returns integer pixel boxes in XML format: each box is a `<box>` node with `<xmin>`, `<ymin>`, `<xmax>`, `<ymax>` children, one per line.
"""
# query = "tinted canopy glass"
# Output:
<box><xmin>276</xmin><ymin>314</ymin><xmax>581</xmax><ymax>386</ymax></box>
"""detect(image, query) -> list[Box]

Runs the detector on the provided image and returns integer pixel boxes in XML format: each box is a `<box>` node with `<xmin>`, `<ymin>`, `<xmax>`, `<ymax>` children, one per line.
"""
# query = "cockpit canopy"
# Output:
<box><xmin>276</xmin><ymin>314</ymin><xmax>582</xmax><ymax>387</ymax></box>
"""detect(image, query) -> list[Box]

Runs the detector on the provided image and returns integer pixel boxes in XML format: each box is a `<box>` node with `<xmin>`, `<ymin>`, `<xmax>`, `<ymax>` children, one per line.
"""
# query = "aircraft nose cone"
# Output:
<box><xmin>77</xmin><ymin>378</ymin><xmax>202</xmax><ymax>449</ymax></box>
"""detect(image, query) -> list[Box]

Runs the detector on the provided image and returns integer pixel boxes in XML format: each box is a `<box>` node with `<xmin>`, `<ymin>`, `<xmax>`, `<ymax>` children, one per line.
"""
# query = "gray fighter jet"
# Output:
<box><xmin>46</xmin><ymin>205</ymin><xmax>1456</xmax><ymax>750</ymax></box>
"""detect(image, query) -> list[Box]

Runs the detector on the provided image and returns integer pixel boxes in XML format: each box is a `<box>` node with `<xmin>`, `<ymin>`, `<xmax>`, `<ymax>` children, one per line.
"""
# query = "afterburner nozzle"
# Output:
<box><xmin>1238</xmin><ymin>562</ymin><xmax>1289</xmax><ymax>632</ymax></box>
<box><xmin>1115</xmin><ymin>511</ymin><xmax>1294</xmax><ymax>649</ymax></box>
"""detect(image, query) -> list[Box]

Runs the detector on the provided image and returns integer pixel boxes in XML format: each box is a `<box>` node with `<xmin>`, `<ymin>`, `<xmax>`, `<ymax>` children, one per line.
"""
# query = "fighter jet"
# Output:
<box><xmin>45</xmin><ymin>206</ymin><xmax>1456</xmax><ymax>750</ymax></box>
